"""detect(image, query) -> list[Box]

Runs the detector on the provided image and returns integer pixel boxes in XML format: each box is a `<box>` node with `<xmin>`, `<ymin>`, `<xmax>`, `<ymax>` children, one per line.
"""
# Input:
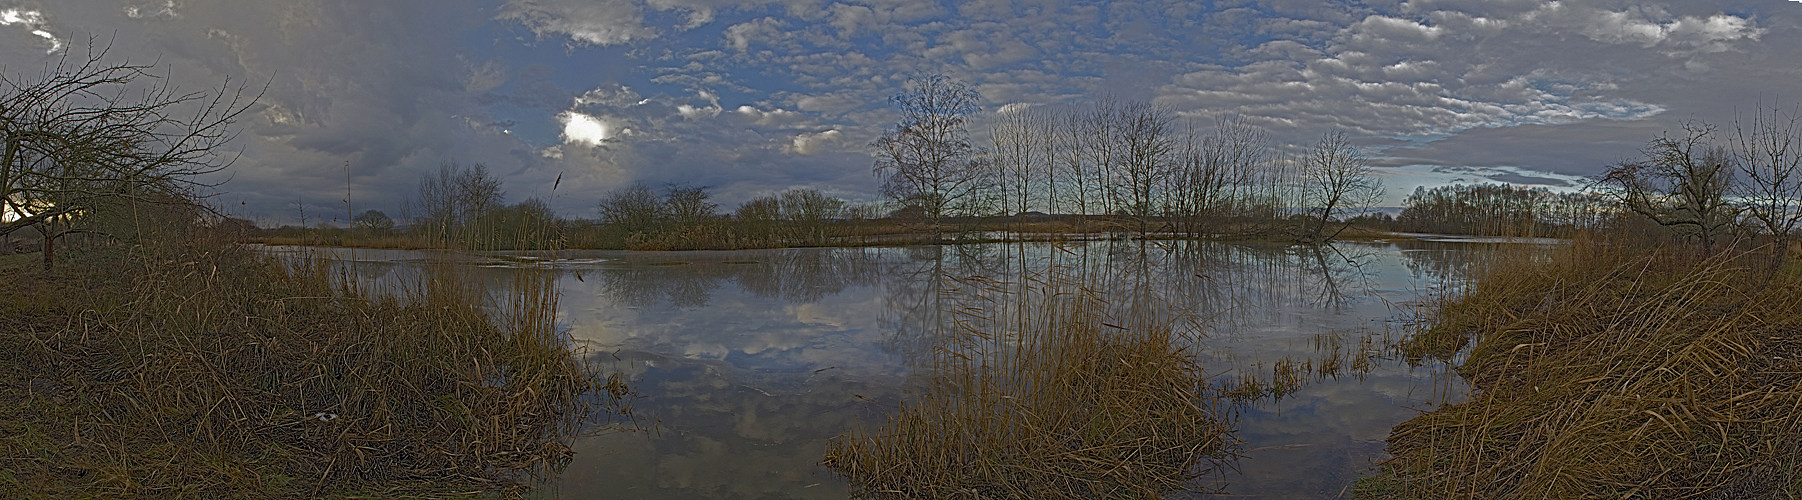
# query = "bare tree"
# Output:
<box><xmin>1057</xmin><ymin>108</ymin><xmax>1091</xmax><ymax>224</ymax></box>
<box><xmin>734</xmin><ymin>194</ymin><xmax>782</xmax><ymax>242</ymax></box>
<box><xmin>597</xmin><ymin>183</ymin><xmax>661</xmax><ymax>236</ymax></box>
<box><xmin>990</xmin><ymin>104</ymin><xmax>1048</xmax><ymax>223</ymax></box>
<box><xmin>780</xmin><ymin>188</ymin><xmax>845</xmax><ymax>245</ymax></box>
<box><xmin>413</xmin><ymin>162</ymin><xmax>504</xmax><ymax>241</ymax></box>
<box><xmin>1299</xmin><ymin>130</ymin><xmax>1383</xmax><ymax>242</ymax></box>
<box><xmin>352</xmin><ymin>209</ymin><xmax>394</xmax><ymax>233</ymax></box>
<box><xmin>872</xmin><ymin>74</ymin><xmax>992</xmax><ymax>240</ymax></box>
<box><xmin>1730</xmin><ymin>104</ymin><xmax>1802</xmax><ymax>259</ymax></box>
<box><xmin>1111</xmin><ymin>101</ymin><xmax>1177</xmax><ymax>234</ymax></box>
<box><xmin>1084</xmin><ymin>98</ymin><xmax>1123</xmax><ymax>219</ymax></box>
<box><xmin>0</xmin><ymin>44</ymin><xmax>257</xmax><ymax>268</ymax></box>
<box><xmin>1208</xmin><ymin>115</ymin><xmax>1270</xmax><ymax>221</ymax></box>
<box><xmin>661</xmin><ymin>184</ymin><xmax>717</xmax><ymax>227</ymax></box>
<box><xmin>1169</xmin><ymin>115</ymin><xmax>1270</xmax><ymax>236</ymax></box>
<box><xmin>1597</xmin><ymin>121</ymin><xmax>1738</xmax><ymax>251</ymax></box>
<box><xmin>459</xmin><ymin>164</ymin><xmax>504</xmax><ymax>222</ymax></box>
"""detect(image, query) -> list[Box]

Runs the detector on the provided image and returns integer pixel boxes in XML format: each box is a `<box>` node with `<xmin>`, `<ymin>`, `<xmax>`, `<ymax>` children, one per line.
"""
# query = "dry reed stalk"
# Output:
<box><xmin>824</xmin><ymin>266</ymin><xmax>1241</xmax><ymax>498</ymax></box>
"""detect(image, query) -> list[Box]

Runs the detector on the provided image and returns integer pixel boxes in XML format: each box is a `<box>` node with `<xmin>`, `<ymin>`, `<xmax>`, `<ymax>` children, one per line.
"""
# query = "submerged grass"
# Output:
<box><xmin>823</xmin><ymin>267</ymin><xmax>1240</xmax><ymax>498</ymax></box>
<box><xmin>0</xmin><ymin>229</ymin><xmax>620</xmax><ymax>497</ymax></box>
<box><xmin>1366</xmin><ymin>241</ymin><xmax>1802</xmax><ymax>498</ymax></box>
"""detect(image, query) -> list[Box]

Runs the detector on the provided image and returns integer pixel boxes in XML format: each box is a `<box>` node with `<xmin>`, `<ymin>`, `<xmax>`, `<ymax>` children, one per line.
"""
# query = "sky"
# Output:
<box><xmin>5</xmin><ymin>0</ymin><xmax>1802</xmax><ymax>225</ymax></box>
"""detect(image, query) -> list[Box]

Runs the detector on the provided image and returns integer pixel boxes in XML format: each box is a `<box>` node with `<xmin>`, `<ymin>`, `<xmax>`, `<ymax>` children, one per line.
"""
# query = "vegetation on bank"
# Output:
<box><xmin>1</xmin><ymin>213</ymin><xmax>621</xmax><ymax>498</ymax></box>
<box><xmin>1358</xmin><ymin>239</ymin><xmax>1802</xmax><ymax>498</ymax></box>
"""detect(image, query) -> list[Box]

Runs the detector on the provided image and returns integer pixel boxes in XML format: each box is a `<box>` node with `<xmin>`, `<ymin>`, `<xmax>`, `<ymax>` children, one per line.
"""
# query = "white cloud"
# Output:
<box><xmin>0</xmin><ymin>9</ymin><xmax>62</xmax><ymax>54</ymax></box>
<box><xmin>574</xmin><ymin>84</ymin><xmax>643</xmax><ymax>107</ymax></box>
<box><xmin>1520</xmin><ymin>3</ymin><xmax>1763</xmax><ymax>53</ymax></box>
<box><xmin>733</xmin><ymin>104</ymin><xmax>803</xmax><ymax>126</ymax></box>
<box><xmin>500</xmin><ymin>0</ymin><xmax>656</xmax><ymax>46</ymax></box>
<box><xmin>724</xmin><ymin>16</ymin><xmax>785</xmax><ymax>52</ymax></box>
<box><xmin>996</xmin><ymin>102</ymin><xmax>1035</xmax><ymax>114</ymax></box>
<box><xmin>675</xmin><ymin>90</ymin><xmax>722</xmax><ymax>118</ymax></box>
<box><xmin>784</xmin><ymin>129</ymin><xmax>841</xmax><ymax>155</ymax></box>
<box><xmin>124</xmin><ymin>1</ymin><xmax>180</xmax><ymax>19</ymax></box>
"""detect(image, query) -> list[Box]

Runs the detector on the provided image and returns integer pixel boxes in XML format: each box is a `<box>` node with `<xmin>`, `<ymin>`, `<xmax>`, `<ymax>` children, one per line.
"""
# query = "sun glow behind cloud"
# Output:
<box><xmin>559</xmin><ymin>111</ymin><xmax>616</xmax><ymax>145</ymax></box>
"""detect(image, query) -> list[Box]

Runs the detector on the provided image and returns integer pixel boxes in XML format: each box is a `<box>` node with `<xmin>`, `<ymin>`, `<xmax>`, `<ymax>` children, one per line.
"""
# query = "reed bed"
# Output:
<box><xmin>823</xmin><ymin>267</ymin><xmax>1240</xmax><ymax>498</ymax></box>
<box><xmin>0</xmin><ymin>228</ymin><xmax>620</xmax><ymax>497</ymax></box>
<box><xmin>1367</xmin><ymin>242</ymin><xmax>1802</xmax><ymax>498</ymax></box>
<box><xmin>1219</xmin><ymin>329</ymin><xmax>1392</xmax><ymax>402</ymax></box>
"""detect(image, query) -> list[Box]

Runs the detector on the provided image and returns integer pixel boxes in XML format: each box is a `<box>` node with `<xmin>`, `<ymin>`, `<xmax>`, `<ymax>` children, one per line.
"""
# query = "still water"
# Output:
<box><xmin>271</xmin><ymin>238</ymin><xmax>1516</xmax><ymax>498</ymax></box>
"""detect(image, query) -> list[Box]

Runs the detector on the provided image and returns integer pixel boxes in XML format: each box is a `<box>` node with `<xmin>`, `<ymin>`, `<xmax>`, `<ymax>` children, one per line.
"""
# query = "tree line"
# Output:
<box><xmin>1393</xmin><ymin>184</ymin><xmax>1612</xmax><ymax>237</ymax></box>
<box><xmin>1386</xmin><ymin>103</ymin><xmax>1802</xmax><ymax>257</ymax></box>
<box><xmin>872</xmin><ymin>74</ymin><xmax>1385</xmax><ymax>243</ymax></box>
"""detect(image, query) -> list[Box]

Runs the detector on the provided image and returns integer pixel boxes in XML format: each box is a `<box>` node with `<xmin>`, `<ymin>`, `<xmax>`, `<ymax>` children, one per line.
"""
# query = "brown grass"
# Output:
<box><xmin>0</xmin><ymin>227</ymin><xmax>621</xmax><ymax>497</ymax></box>
<box><xmin>1366</xmin><ymin>241</ymin><xmax>1802</xmax><ymax>499</ymax></box>
<box><xmin>823</xmin><ymin>268</ymin><xmax>1240</xmax><ymax>498</ymax></box>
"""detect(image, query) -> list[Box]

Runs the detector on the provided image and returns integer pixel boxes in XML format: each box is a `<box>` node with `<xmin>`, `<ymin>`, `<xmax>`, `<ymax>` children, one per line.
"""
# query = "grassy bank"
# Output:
<box><xmin>823</xmin><ymin>269</ymin><xmax>1240</xmax><ymax>498</ymax></box>
<box><xmin>0</xmin><ymin>234</ymin><xmax>620</xmax><ymax>498</ymax></box>
<box><xmin>1365</xmin><ymin>242</ymin><xmax>1802</xmax><ymax>498</ymax></box>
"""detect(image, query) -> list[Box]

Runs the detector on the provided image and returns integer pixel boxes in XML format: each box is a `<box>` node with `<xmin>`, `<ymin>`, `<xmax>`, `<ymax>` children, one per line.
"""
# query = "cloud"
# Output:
<box><xmin>1521</xmin><ymin>3</ymin><xmax>1764</xmax><ymax>52</ymax></box>
<box><xmin>724</xmin><ymin>16</ymin><xmax>785</xmax><ymax>52</ymax></box>
<box><xmin>676</xmin><ymin>90</ymin><xmax>722</xmax><ymax>118</ymax></box>
<box><xmin>14</xmin><ymin>0</ymin><xmax>1802</xmax><ymax>223</ymax></box>
<box><xmin>0</xmin><ymin>8</ymin><xmax>63</xmax><ymax>53</ymax></box>
<box><xmin>124</xmin><ymin>1</ymin><xmax>180</xmax><ymax>19</ymax></box>
<box><xmin>784</xmin><ymin>129</ymin><xmax>841</xmax><ymax>155</ymax></box>
<box><xmin>499</xmin><ymin>0</ymin><xmax>656</xmax><ymax>46</ymax></box>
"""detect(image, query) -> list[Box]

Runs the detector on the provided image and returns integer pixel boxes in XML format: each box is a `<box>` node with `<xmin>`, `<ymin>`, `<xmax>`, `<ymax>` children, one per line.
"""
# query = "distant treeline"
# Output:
<box><xmin>1391</xmin><ymin>184</ymin><xmax>1614</xmax><ymax>237</ymax></box>
<box><xmin>869</xmin><ymin>75</ymin><xmax>1386</xmax><ymax>242</ymax></box>
<box><xmin>253</xmin><ymin>163</ymin><xmax>905</xmax><ymax>251</ymax></box>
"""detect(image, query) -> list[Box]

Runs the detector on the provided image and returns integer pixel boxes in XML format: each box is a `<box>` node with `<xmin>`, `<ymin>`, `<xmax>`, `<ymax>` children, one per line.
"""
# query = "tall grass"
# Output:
<box><xmin>823</xmin><ymin>265</ymin><xmax>1240</xmax><ymax>498</ymax></box>
<box><xmin>0</xmin><ymin>213</ymin><xmax>620</xmax><ymax>497</ymax></box>
<box><xmin>1368</xmin><ymin>240</ymin><xmax>1802</xmax><ymax>498</ymax></box>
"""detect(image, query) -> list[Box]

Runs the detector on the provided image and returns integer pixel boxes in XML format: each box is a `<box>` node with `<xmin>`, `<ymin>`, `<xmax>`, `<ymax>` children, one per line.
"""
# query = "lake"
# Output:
<box><xmin>266</xmin><ymin>237</ymin><xmax>1519</xmax><ymax>498</ymax></box>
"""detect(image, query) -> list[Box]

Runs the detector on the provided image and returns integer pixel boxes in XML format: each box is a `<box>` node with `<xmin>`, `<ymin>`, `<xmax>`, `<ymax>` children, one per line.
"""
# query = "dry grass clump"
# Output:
<box><xmin>823</xmin><ymin>270</ymin><xmax>1240</xmax><ymax>498</ymax></box>
<box><xmin>1396</xmin><ymin>238</ymin><xmax>1597</xmax><ymax>363</ymax></box>
<box><xmin>1367</xmin><ymin>244</ymin><xmax>1802</xmax><ymax>499</ymax></box>
<box><xmin>0</xmin><ymin>232</ymin><xmax>620</xmax><ymax>498</ymax></box>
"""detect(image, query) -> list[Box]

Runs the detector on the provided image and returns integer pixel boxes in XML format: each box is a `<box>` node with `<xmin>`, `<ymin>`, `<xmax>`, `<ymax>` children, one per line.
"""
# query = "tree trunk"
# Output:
<box><xmin>42</xmin><ymin>234</ymin><xmax>54</xmax><ymax>271</ymax></box>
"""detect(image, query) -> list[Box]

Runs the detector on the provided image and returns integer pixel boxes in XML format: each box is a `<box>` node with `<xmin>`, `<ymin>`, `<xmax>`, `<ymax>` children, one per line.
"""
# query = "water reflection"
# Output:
<box><xmin>583</xmin><ymin>249</ymin><xmax>890</xmax><ymax>308</ymax></box>
<box><xmin>273</xmin><ymin>239</ymin><xmax>1515</xmax><ymax>498</ymax></box>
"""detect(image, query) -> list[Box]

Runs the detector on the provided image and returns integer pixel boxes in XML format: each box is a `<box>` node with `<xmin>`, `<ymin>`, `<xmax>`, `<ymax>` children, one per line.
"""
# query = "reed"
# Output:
<box><xmin>823</xmin><ymin>267</ymin><xmax>1240</xmax><ymax>498</ymax></box>
<box><xmin>1366</xmin><ymin>241</ymin><xmax>1802</xmax><ymax>498</ymax></box>
<box><xmin>0</xmin><ymin>215</ymin><xmax>619</xmax><ymax>497</ymax></box>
